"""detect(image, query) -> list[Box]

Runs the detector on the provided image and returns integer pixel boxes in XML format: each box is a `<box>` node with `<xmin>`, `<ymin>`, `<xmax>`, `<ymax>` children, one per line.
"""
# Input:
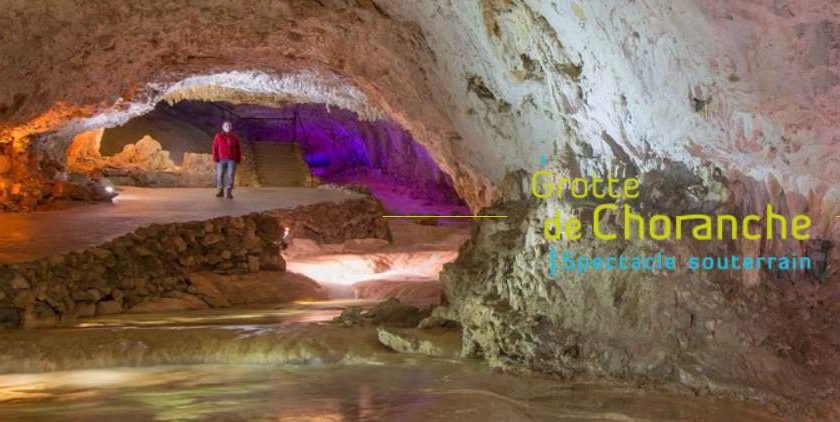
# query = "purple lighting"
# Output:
<box><xmin>167</xmin><ymin>101</ymin><xmax>469</xmax><ymax>215</ymax></box>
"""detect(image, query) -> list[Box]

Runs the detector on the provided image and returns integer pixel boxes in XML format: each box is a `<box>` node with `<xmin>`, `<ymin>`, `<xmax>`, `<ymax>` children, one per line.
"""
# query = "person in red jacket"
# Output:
<box><xmin>211</xmin><ymin>121</ymin><xmax>242</xmax><ymax>199</ymax></box>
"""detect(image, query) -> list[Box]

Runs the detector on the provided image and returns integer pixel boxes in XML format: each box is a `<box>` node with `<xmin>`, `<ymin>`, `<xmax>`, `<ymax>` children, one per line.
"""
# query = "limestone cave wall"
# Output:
<box><xmin>1</xmin><ymin>0</ymin><xmax>836</xmax><ymax>238</ymax></box>
<box><xmin>1</xmin><ymin>0</ymin><xmax>840</xmax><ymax>415</ymax></box>
<box><xmin>0</xmin><ymin>0</ymin><xmax>495</xmax><ymax>211</ymax></box>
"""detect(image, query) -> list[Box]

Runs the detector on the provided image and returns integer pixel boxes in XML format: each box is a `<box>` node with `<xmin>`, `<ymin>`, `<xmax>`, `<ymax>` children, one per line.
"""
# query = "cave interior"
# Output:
<box><xmin>0</xmin><ymin>0</ymin><xmax>839</xmax><ymax>420</ymax></box>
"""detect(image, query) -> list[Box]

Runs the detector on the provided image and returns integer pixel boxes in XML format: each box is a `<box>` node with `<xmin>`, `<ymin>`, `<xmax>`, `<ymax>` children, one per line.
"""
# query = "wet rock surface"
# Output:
<box><xmin>0</xmin><ymin>301</ymin><xmax>783</xmax><ymax>421</ymax></box>
<box><xmin>0</xmin><ymin>0</ymin><xmax>838</xmax><ymax>418</ymax></box>
<box><xmin>335</xmin><ymin>298</ymin><xmax>431</xmax><ymax>328</ymax></box>
<box><xmin>439</xmin><ymin>197</ymin><xmax>840</xmax><ymax>418</ymax></box>
<box><xmin>377</xmin><ymin>327</ymin><xmax>461</xmax><ymax>358</ymax></box>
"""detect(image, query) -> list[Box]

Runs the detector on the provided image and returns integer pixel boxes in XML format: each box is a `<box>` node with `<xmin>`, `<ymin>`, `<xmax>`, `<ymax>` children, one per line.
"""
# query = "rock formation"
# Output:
<box><xmin>108</xmin><ymin>135</ymin><xmax>176</xmax><ymax>171</ymax></box>
<box><xmin>0</xmin><ymin>212</ymin><xmax>284</xmax><ymax>328</ymax></box>
<box><xmin>67</xmin><ymin>130</ymin><xmax>231</xmax><ymax>188</ymax></box>
<box><xmin>0</xmin><ymin>196</ymin><xmax>390</xmax><ymax>328</ymax></box>
<box><xmin>0</xmin><ymin>0</ymin><xmax>839</xmax><ymax>417</ymax></box>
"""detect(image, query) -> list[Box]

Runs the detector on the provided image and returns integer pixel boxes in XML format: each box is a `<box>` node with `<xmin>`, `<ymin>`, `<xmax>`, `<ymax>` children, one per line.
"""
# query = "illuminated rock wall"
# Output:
<box><xmin>1</xmin><ymin>0</ymin><xmax>839</xmax><ymax>414</ymax></box>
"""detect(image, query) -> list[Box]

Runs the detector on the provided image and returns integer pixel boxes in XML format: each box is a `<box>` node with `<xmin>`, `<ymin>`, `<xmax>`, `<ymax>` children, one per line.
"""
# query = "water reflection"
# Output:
<box><xmin>0</xmin><ymin>363</ymin><xmax>782</xmax><ymax>421</ymax></box>
<box><xmin>0</xmin><ymin>302</ymin><xmax>782</xmax><ymax>421</ymax></box>
<box><xmin>72</xmin><ymin>300</ymin><xmax>371</xmax><ymax>329</ymax></box>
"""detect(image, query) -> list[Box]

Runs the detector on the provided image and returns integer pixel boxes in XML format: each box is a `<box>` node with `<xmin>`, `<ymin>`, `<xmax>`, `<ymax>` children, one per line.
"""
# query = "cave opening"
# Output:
<box><xmin>68</xmin><ymin>100</ymin><xmax>469</xmax><ymax>217</ymax></box>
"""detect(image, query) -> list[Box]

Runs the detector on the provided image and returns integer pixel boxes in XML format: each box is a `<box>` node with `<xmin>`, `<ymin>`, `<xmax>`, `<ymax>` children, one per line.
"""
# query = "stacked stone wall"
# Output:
<box><xmin>0</xmin><ymin>212</ymin><xmax>284</xmax><ymax>328</ymax></box>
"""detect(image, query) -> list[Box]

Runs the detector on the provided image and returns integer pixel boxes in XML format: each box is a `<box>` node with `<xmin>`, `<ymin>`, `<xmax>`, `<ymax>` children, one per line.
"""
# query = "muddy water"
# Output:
<box><xmin>0</xmin><ymin>301</ymin><xmax>782</xmax><ymax>421</ymax></box>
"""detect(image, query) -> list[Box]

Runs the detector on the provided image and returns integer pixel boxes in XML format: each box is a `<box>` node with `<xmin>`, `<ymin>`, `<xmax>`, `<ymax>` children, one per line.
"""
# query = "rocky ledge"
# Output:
<box><xmin>0</xmin><ymin>196</ymin><xmax>391</xmax><ymax>328</ymax></box>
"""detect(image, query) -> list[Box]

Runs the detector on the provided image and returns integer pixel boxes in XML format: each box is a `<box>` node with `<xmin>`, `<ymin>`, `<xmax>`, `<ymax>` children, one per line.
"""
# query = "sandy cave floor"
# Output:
<box><xmin>0</xmin><ymin>187</ymin><xmax>362</xmax><ymax>264</ymax></box>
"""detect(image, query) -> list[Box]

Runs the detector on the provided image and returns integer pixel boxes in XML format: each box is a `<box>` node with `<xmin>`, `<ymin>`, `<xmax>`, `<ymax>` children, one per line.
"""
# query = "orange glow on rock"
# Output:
<box><xmin>3</xmin><ymin>102</ymin><xmax>96</xmax><ymax>149</ymax></box>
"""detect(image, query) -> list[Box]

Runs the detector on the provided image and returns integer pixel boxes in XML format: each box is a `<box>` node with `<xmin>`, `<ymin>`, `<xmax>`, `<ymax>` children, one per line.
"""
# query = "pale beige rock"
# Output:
<box><xmin>376</xmin><ymin>327</ymin><xmax>461</xmax><ymax>358</ymax></box>
<box><xmin>109</xmin><ymin>136</ymin><xmax>176</xmax><ymax>171</ymax></box>
<box><xmin>182</xmin><ymin>153</ymin><xmax>214</xmax><ymax>174</ymax></box>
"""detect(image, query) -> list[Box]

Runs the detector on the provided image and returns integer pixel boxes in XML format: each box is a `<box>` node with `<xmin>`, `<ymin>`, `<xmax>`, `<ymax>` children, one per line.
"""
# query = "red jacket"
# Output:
<box><xmin>212</xmin><ymin>132</ymin><xmax>241</xmax><ymax>163</ymax></box>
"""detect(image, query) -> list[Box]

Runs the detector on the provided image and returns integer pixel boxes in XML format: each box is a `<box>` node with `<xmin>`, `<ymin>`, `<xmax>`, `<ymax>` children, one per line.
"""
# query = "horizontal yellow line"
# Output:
<box><xmin>382</xmin><ymin>215</ymin><xmax>508</xmax><ymax>219</ymax></box>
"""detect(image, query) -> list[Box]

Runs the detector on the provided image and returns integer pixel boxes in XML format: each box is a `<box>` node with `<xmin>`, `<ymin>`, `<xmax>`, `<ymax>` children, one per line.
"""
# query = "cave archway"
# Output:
<box><xmin>1</xmin><ymin>69</ymin><xmax>495</xmax><ymax>213</ymax></box>
<box><xmin>70</xmin><ymin>98</ymin><xmax>469</xmax><ymax>215</ymax></box>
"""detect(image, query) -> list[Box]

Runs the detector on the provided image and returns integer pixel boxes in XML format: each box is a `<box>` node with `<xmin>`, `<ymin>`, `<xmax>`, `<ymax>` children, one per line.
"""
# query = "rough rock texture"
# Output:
<box><xmin>1</xmin><ymin>0</ymin><xmax>839</xmax><ymax>416</ymax></box>
<box><xmin>0</xmin><ymin>138</ymin><xmax>112</xmax><ymax>211</ymax></box>
<box><xmin>0</xmin><ymin>212</ymin><xmax>284</xmax><ymax>328</ymax></box>
<box><xmin>440</xmin><ymin>196</ymin><xmax>839</xmax><ymax>417</ymax></box>
<box><xmin>335</xmin><ymin>298</ymin><xmax>430</xmax><ymax>328</ymax></box>
<box><xmin>0</xmin><ymin>1</ymin><xmax>838</xmax><ymax>226</ymax></box>
<box><xmin>0</xmin><ymin>194</ymin><xmax>391</xmax><ymax>328</ymax></box>
<box><xmin>383</xmin><ymin>0</ymin><xmax>840</xmax><ymax>237</ymax></box>
<box><xmin>65</xmin><ymin>129</ymin><xmax>106</xmax><ymax>172</ymax></box>
<box><xmin>271</xmin><ymin>194</ymin><xmax>392</xmax><ymax>244</ymax></box>
<box><xmin>0</xmin><ymin>0</ymin><xmax>495</xmax><ymax>211</ymax></box>
<box><xmin>109</xmin><ymin>135</ymin><xmax>177</xmax><ymax>170</ymax></box>
<box><xmin>67</xmin><ymin>129</ymin><xmax>247</xmax><ymax>188</ymax></box>
<box><xmin>376</xmin><ymin>327</ymin><xmax>461</xmax><ymax>358</ymax></box>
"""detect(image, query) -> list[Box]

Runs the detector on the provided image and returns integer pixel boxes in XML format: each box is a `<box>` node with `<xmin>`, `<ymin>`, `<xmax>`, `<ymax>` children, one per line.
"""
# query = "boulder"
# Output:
<box><xmin>109</xmin><ymin>135</ymin><xmax>176</xmax><ymax>171</ymax></box>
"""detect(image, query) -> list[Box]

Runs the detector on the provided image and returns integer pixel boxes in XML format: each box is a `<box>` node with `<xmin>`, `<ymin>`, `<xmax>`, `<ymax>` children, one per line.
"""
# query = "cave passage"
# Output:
<box><xmin>6</xmin><ymin>0</ymin><xmax>837</xmax><ymax>418</ymax></box>
<box><xmin>90</xmin><ymin>100</ymin><xmax>469</xmax><ymax>217</ymax></box>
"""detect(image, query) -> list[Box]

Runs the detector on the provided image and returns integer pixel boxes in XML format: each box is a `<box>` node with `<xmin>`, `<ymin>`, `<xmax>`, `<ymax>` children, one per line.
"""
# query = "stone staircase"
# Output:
<box><xmin>251</xmin><ymin>141</ymin><xmax>312</xmax><ymax>187</ymax></box>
